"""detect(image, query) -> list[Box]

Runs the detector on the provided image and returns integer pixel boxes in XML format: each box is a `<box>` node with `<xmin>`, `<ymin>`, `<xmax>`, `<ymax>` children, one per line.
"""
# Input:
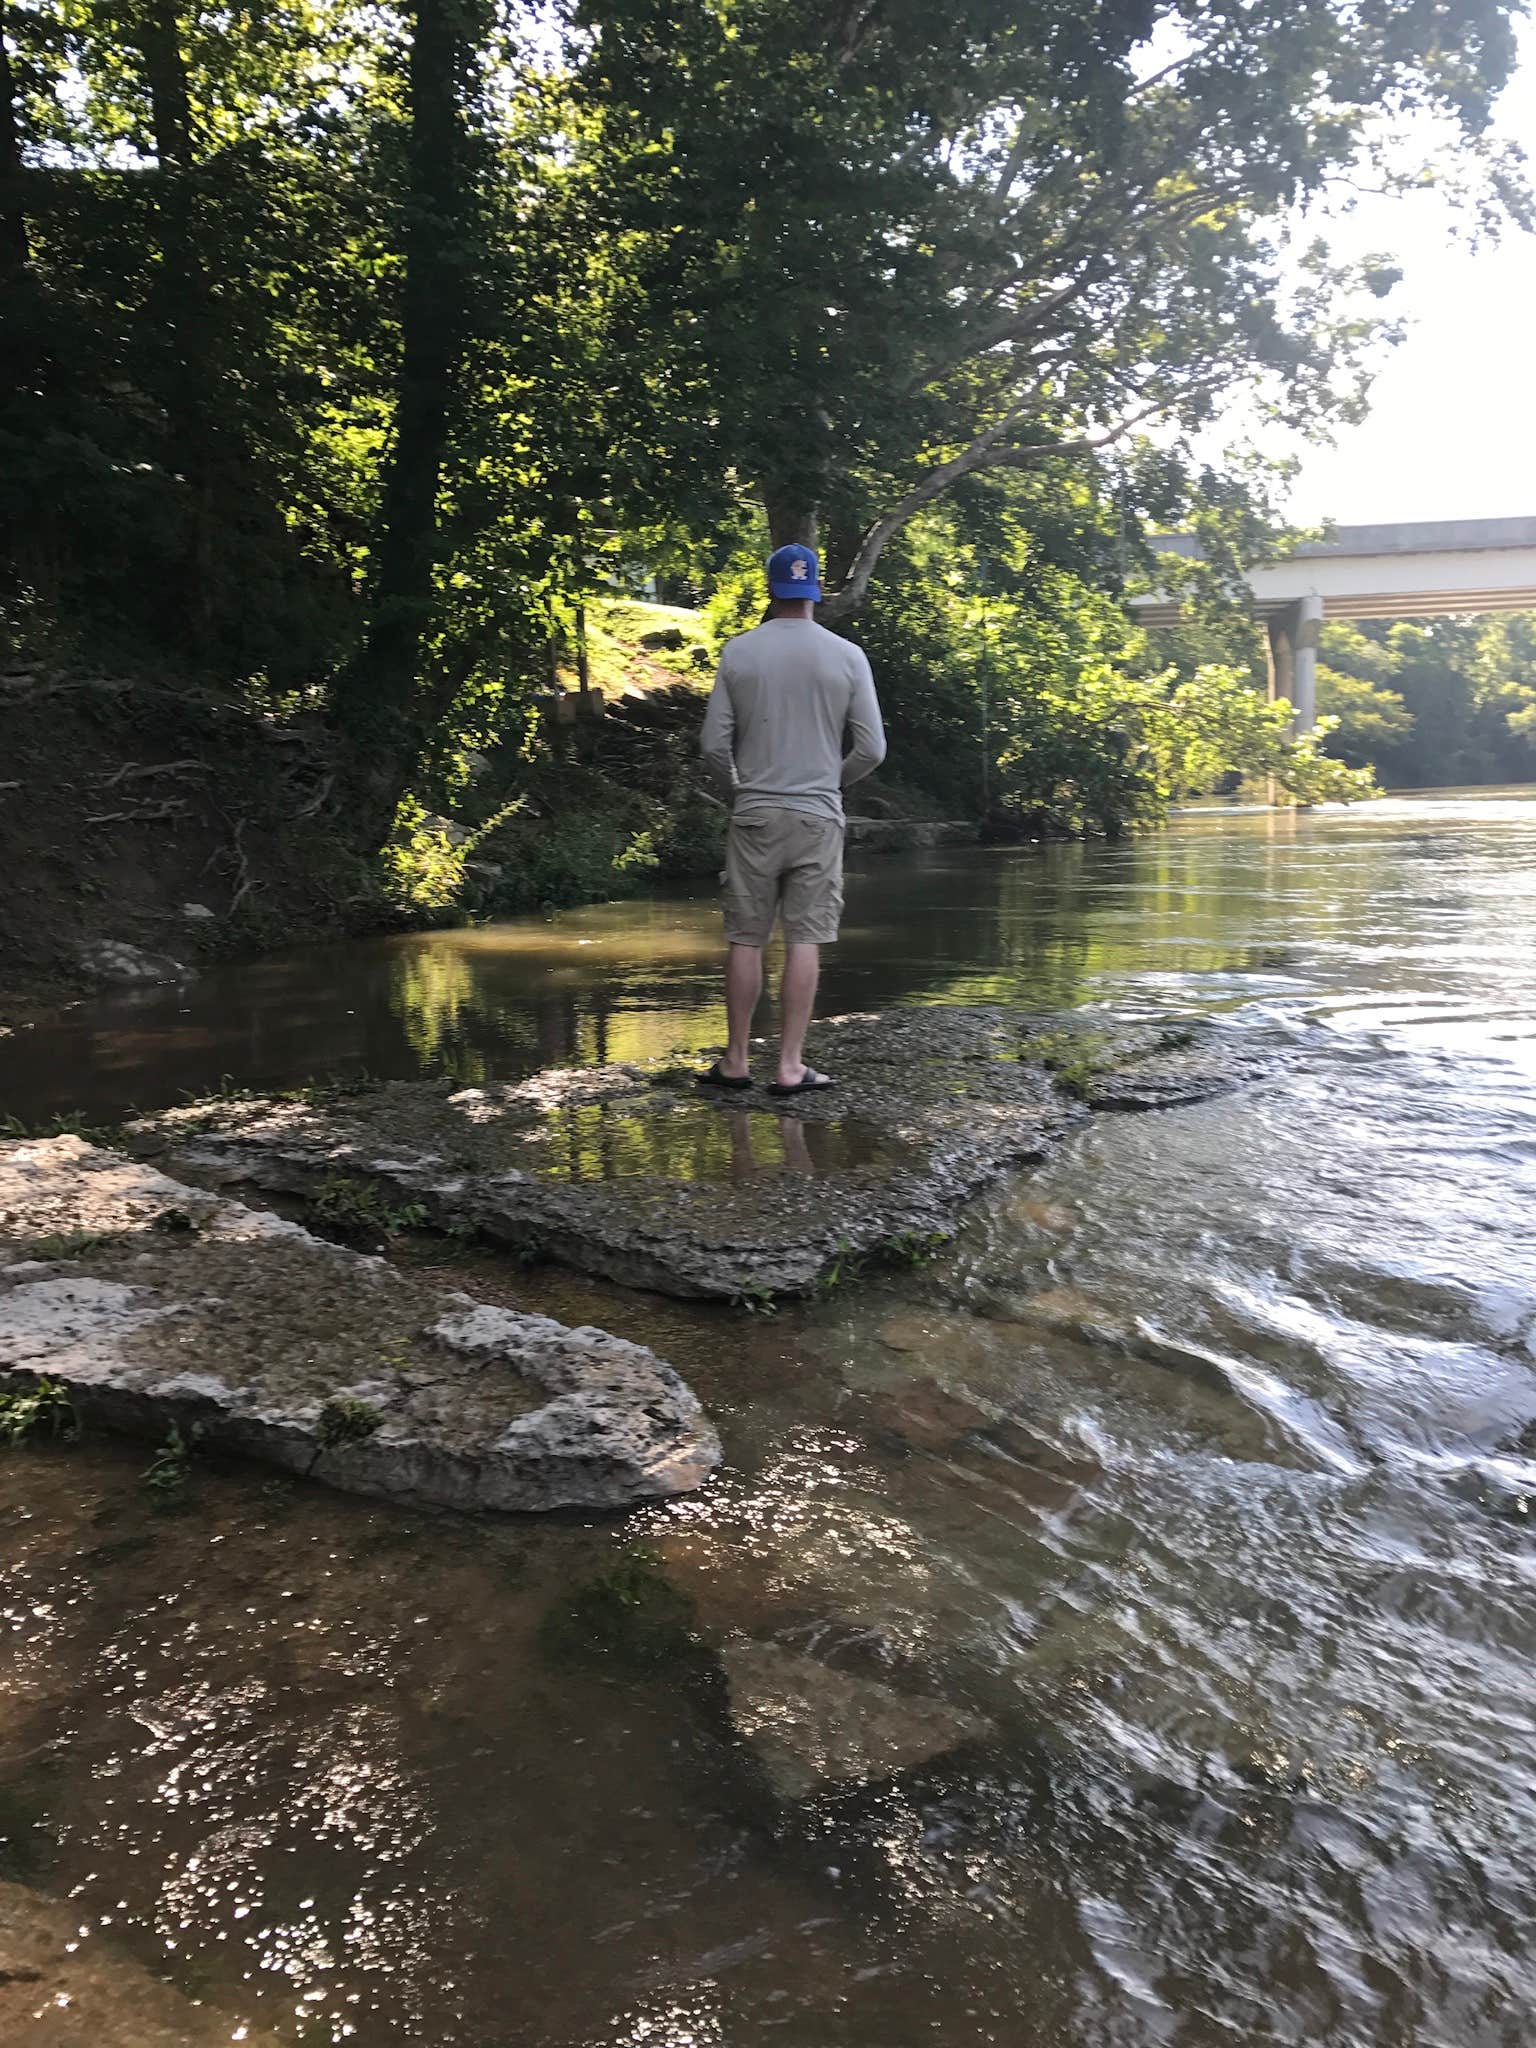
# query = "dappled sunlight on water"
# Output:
<box><xmin>3</xmin><ymin>788</ymin><xmax>1536</xmax><ymax>2045</ymax></box>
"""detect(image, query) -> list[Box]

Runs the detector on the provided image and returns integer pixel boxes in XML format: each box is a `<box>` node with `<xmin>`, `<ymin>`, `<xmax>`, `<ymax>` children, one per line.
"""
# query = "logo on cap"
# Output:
<box><xmin>766</xmin><ymin>541</ymin><xmax>824</xmax><ymax>601</ymax></box>
<box><xmin>765</xmin><ymin>540</ymin><xmax>823</xmax><ymax>598</ymax></box>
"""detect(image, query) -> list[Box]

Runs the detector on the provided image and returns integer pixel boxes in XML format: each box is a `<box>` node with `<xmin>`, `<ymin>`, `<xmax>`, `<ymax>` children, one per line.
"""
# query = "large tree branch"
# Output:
<box><xmin>922</xmin><ymin>162</ymin><xmax>1170</xmax><ymax>362</ymax></box>
<box><xmin>910</xmin><ymin>269</ymin><xmax>1100</xmax><ymax>392</ymax></box>
<box><xmin>992</xmin><ymin>121</ymin><xmax>1033</xmax><ymax>207</ymax></box>
<box><xmin>934</xmin><ymin>126</ymin><xmax>1240</xmax><ymax>324</ymax></box>
<box><xmin>1126</xmin><ymin>51</ymin><xmax>1204</xmax><ymax>99</ymax></box>
<box><xmin>827</xmin><ymin>0</ymin><xmax>886</xmax><ymax>69</ymax></box>
<box><xmin>903</xmin><ymin>170</ymin><xmax>1257</xmax><ymax>404</ymax></box>
<box><xmin>821</xmin><ymin>382</ymin><xmax>1231</xmax><ymax>620</ymax></box>
<box><xmin>820</xmin><ymin>405</ymin><xmax>1031</xmax><ymax>618</ymax></box>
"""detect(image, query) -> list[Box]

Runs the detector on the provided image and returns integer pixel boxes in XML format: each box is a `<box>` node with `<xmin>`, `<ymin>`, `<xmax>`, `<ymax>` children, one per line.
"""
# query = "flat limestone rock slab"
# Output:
<box><xmin>0</xmin><ymin>1137</ymin><xmax>719</xmax><ymax>1512</ymax></box>
<box><xmin>132</xmin><ymin>1007</ymin><xmax>1251</xmax><ymax>1302</ymax></box>
<box><xmin>0</xmin><ymin>1878</ymin><xmax>282</xmax><ymax>2047</ymax></box>
<box><xmin>720</xmin><ymin>1639</ymin><xmax>993</xmax><ymax>1802</ymax></box>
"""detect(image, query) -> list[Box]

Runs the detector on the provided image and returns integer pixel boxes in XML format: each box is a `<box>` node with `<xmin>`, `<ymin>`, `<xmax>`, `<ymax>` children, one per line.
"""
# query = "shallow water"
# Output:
<box><xmin>3</xmin><ymin>788</ymin><xmax>1536</xmax><ymax>2047</ymax></box>
<box><xmin>516</xmin><ymin>1098</ymin><xmax>904</xmax><ymax>1184</ymax></box>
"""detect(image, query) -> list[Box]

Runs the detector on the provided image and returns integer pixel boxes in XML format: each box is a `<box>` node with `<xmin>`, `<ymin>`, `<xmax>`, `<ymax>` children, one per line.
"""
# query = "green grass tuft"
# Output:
<box><xmin>23</xmin><ymin>1229</ymin><xmax>124</xmax><ymax>1261</ymax></box>
<box><xmin>310</xmin><ymin>1174</ymin><xmax>429</xmax><ymax>1238</ymax></box>
<box><xmin>540</xmin><ymin>1548</ymin><xmax>701</xmax><ymax>1674</ymax></box>
<box><xmin>139</xmin><ymin>1421</ymin><xmax>199</xmax><ymax>1510</ymax></box>
<box><xmin>315</xmin><ymin>1396</ymin><xmax>385</xmax><ymax>1451</ymax></box>
<box><xmin>0</xmin><ymin>1376</ymin><xmax>80</xmax><ymax>1446</ymax></box>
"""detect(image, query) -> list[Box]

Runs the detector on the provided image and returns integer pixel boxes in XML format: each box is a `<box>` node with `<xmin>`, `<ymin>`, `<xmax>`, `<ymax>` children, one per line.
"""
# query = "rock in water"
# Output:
<box><xmin>74</xmin><ymin>938</ymin><xmax>192</xmax><ymax>984</ymax></box>
<box><xmin>720</xmin><ymin>1640</ymin><xmax>993</xmax><ymax>1801</ymax></box>
<box><xmin>0</xmin><ymin>1137</ymin><xmax>719</xmax><ymax>1512</ymax></box>
<box><xmin>123</xmin><ymin>1008</ymin><xmax>1259</xmax><ymax>1304</ymax></box>
<box><xmin>131</xmin><ymin>1008</ymin><xmax>1255</xmax><ymax>1303</ymax></box>
<box><xmin>0</xmin><ymin>1877</ymin><xmax>282</xmax><ymax>2046</ymax></box>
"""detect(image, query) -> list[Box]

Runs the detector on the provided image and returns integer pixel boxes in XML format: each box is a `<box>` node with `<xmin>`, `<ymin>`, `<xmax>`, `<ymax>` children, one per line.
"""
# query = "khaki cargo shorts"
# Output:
<box><xmin>723</xmin><ymin>808</ymin><xmax>845</xmax><ymax>946</ymax></box>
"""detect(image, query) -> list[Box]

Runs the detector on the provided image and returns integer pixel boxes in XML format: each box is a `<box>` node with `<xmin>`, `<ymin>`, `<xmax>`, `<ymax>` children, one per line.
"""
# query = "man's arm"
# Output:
<box><xmin>840</xmin><ymin>648</ymin><xmax>887</xmax><ymax>786</ymax></box>
<box><xmin>699</xmin><ymin>658</ymin><xmax>737</xmax><ymax>796</ymax></box>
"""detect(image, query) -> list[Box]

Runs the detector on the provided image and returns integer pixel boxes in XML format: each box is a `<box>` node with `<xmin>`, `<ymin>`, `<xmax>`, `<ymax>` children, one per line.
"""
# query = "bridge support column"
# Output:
<box><xmin>1266</xmin><ymin>595</ymin><xmax>1321</xmax><ymax>736</ymax></box>
<box><xmin>1293</xmin><ymin>593</ymin><xmax>1321</xmax><ymax>734</ymax></box>
<box><xmin>1266</xmin><ymin>608</ymin><xmax>1294</xmax><ymax>715</ymax></box>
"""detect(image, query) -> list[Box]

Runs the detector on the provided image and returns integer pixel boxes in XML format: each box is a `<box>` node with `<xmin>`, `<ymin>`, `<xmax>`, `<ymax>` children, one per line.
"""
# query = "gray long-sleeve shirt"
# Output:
<box><xmin>699</xmin><ymin>618</ymin><xmax>887</xmax><ymax>823</ymax></box>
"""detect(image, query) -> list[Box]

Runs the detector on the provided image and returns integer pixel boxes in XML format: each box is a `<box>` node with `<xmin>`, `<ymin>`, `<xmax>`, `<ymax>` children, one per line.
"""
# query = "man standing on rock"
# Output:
<box><xmin>698</xmin><ymin>543</ymin><xmax>886</xmax><ymax>1094</ymax></box>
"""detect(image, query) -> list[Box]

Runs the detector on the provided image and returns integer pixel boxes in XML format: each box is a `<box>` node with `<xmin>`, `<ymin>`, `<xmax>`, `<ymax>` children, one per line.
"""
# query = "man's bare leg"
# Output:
<box><xmin>722</xmin><ymin>943</ymin><xmax>764</xmax><ymax>1079</ymax></box>
<box><xmin>776</xmin><ymin>941</ymin><xmax>821</xmax><ymax>1088</ymax></box>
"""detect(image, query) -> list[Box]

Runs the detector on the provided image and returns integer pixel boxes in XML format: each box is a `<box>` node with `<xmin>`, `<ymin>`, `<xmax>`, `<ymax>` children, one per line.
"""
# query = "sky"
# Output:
<box><xmin>1275</xmin><ymin>15</ymin><xmax>1536</xmax><ymax>528</ymax></box>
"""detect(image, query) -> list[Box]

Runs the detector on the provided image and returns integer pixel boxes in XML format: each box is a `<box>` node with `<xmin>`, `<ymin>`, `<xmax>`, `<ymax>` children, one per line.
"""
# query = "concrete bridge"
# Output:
<box><xmin>1134</xmin><ymin>516</ymin><xmax>1536</xmax><ymax>731</ymax></box>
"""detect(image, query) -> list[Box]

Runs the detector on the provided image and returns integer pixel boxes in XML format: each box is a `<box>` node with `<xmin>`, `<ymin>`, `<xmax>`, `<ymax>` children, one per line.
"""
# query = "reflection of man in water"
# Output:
<box><xmin>698</xmin><ymin>543</ymin><xmax>886</xmax><ymax>1095</ymax></box>
<box><xmin>724</xmin><ymin>1108</ymin><xmax>815</xmax><ymax>1181</ymax></box>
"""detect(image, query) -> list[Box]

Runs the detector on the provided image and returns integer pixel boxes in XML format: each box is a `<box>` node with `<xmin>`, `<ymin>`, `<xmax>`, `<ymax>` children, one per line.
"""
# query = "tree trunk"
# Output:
<box><xmin>0</xmin><ymin>2</ymin><xmax>28</xmax><ymax>280</ymax></box>
<box><xmin>331</xmin><ymin>0</ymin><xmax>484</xmax><ymax>852</ymax></box>
<box><xmin>763</xmin><ymin>490</ymin><xmax>820</xmax><ymax>552</ymax></box>
<box><xmin>131</xmin><ymin>0</ymin><xmax>219</xmax><ymax>648</ymax></box>
<box><xmin>762</xmin><ymin>391</ymin><xmax>837</xmax><ymax>554</ymax></box>
<box><xmin>0</xmin><ymin>0</ymin><xmax>35</xmax><ymax>620</ymax></box>
<box><xmin>134</xmin><ymin>0</ymin><xmax>194</xmax><ymax>171</ymax></box>
<box><xmin>821</xmin><ymin>511</ymin><xmax>864</xmax><ymax>600</ymax></box>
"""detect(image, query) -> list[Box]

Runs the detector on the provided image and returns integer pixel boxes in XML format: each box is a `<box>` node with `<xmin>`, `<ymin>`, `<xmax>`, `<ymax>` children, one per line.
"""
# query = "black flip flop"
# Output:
<box><xmin>767</xmin><ymin>1067</ymin><xmax>835</xmax><ymax>1096</ymax></box>
<box><xmin>698</xmin><ymin>1061</ymin><xmax>752</xmax><ymax>1090</ymax></box>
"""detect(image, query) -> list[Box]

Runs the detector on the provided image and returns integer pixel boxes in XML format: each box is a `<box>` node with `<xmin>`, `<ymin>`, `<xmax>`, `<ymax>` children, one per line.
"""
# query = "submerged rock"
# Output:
<box><xmin>1079</xmin><ymin>1046</ymin><xmax>1255</xmax><ymax>1111</ymax></box>
<box><xmin>0</xmin><ymin>1877</ymin><xmax>281</xmax><ymax>2046</ymax></box>
<box><xmin>132</xmin><ymin>1006</ymin><xmax>1251</xmax><ymax>1303</ymax></box>
<box><xmin>720</xmin><ymin>1639</ymin><xmax>993</xmax><ymax>1801</ymax></box>
<box><xmin>867</xmin><ymin>1377</ymin><xmax>995</xmax><ymax>1451</ymax></box>
<box><xmin>0</xmin><ymin>1137</ymin><xmax>719</xmax><ymax>1512</ymax></box>
<box><xmin>74</xmin><ymin>938</ymin><xmax>192</xmax><ymax>985</ymax></box>
<box><xmin>867</xmin><ymin>1376</ymin><xmax>1103</xmax><ymax>1512</ymax></box>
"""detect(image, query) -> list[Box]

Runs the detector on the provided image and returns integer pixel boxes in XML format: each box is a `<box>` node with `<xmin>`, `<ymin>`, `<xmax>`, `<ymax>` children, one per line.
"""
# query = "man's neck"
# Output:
<box><xmin>767</xmin><ymin>599</ymin><xmax>815</xmax><ymax>620</ymax></box>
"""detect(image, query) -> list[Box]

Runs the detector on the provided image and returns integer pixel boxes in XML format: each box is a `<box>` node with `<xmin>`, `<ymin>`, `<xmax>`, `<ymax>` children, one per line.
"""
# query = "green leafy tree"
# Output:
<box><xmin>1317</xmin><ymin>614</ymin><xmax>1536</xmax><ymax>786</ymax></box>
<box><xmin>1467</xmin><ymin>611</ymin><xmax>1536</xmax><ymax>756</ymax></box>
<box><xmin>1316</xmin><ymin>622</ymin><xmax>1416</xmax><ymax>770</ymax></box>
<box><xmin>4</xmin><ymin>0</ymin><xmax>1523</xmax><ymax>891</ymax></box>
<box><xmin>1315</xmin><ymin>667</ymin><xmax>1415</xmax><ymax>770</ymax></box>
<box><xmin>837</xmin><ymin>490</ymin><xmax>1373</xmax><ymax>833</ymax></box>
<box><xmin>568</xmin><ymin>0</ymin><xmax>1527</xmax><ymax>610</ymax></box>
<box><xmin>0</xmin><ymin>0</ymin><xmax>376</xmax><ymax>679</ymax></box>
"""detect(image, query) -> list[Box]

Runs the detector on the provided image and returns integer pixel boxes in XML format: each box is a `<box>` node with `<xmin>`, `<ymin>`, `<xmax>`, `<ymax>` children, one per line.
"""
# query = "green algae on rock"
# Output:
<box><xmin>0</xmin><ymin>1137</ymin><xmax>720</xmax><ymax>1512</ymax></box>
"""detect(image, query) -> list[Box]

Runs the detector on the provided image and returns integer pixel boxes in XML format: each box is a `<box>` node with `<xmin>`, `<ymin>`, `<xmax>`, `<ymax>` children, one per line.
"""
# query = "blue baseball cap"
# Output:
<box><xmin>767</xmin><ymin>542</ymin><xmax>822</xmax><ymax>602</ymax></box>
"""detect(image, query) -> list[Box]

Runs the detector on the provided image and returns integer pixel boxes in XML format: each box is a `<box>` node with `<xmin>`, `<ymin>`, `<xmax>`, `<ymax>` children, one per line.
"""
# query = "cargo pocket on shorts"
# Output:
<box><xmin>723</xmin><ymin>814</ymin><xmax>778</xmax><ymax>941</ymax></box>
<box><xmin>781</xmin><ymin>817</ymin><xmax>844</xmax><ymax>941</ymax></box>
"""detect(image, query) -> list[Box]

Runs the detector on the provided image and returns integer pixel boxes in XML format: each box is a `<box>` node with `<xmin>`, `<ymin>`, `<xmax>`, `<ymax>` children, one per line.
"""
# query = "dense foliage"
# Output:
<box><xmin>1318</xmin><ymin>614</ymin><xmax>1536</xmax><ymax>787</ymax></box>
<box><xmin>0</xmin><ymin>0</ymin><xmax>1528</xmax><ymax>883</ymax></box>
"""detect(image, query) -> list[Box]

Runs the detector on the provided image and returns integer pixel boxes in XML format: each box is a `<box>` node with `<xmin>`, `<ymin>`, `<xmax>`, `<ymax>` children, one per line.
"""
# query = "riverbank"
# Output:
<box><xmin>0</xmin><ymin>670</ymin><xmax>372</xmax><ymax>1019</ymax></box>
<box><xmin>0</xmin><ymin>650</ymin><xmax>974</xmax><ymax>1023</ymax></box>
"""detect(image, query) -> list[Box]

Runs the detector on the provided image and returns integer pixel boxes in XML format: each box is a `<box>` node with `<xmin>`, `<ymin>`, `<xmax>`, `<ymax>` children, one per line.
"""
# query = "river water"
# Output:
<box><xmin>4</xmin><ymin>788</ymin><xmax>1536</xmax><ymax>2047</ymax></box>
